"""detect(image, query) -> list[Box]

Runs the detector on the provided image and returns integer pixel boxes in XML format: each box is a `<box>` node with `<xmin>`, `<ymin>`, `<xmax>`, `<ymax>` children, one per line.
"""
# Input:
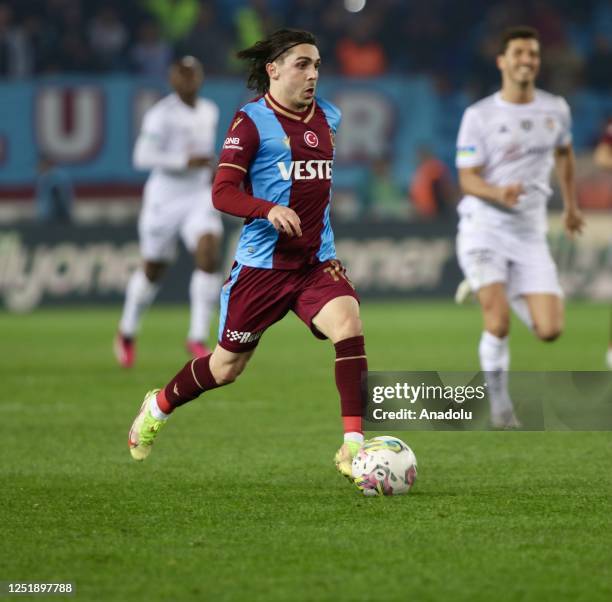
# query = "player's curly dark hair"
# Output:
<box><xmin>237</xmin><ymin>29</ymin><xmax>318</xmax><ymax>94</ymax></box>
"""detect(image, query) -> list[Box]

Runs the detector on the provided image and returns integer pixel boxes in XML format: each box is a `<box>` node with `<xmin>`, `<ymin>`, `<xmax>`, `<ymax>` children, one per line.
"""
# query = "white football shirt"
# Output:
<box><xmin>133</xmin><ymin>93</ymin><xmax>219</xmax><ymax>196</ymax></box>
<box><xmin>456</xmin><ymin>89</ymin><xmax>572</xmax><ymax>237</ymax></box>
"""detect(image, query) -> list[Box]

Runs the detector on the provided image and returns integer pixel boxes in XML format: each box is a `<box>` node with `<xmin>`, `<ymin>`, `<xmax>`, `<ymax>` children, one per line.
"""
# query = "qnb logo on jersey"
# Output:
<box><xmin>277</xmin><ymin>160</ymin><xmax>332</xmax><ymax>181</ymax></box>
<box><xmin>223</xmin><ymin>136</ymin><xmax>242</xmax><ymax>150</ymax></box>
<box><xmin>225</xmin><ymin>329</ymin><xmax>263</xmax><ymax>344</ymax></box>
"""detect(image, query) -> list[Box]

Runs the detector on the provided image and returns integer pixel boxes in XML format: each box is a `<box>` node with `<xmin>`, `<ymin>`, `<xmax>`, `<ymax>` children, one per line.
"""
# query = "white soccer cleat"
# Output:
<box><xmin>491</xmin><ymin>409</ymin><xmax>522</xmax><ymax>430</ymax></box>
<box><xmin>454</xmin><ymin>279</ymin><xmax>474</xmax><ymax>304</ymax></box>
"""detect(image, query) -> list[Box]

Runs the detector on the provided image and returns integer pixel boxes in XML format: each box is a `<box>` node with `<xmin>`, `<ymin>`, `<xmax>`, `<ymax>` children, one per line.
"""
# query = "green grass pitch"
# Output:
<box><xmin>1</xmin><ymin>301</ymin><xmax>610</xmax><ymax>602</ymax></box>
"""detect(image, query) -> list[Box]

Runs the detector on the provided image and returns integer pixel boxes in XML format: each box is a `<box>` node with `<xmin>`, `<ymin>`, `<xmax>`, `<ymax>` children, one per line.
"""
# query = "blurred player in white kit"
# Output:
<box><xmin>115</xmin><ymin>56</ymin><xmax>223</xmax><ymax>368</ymax></box>
<box><xmin>454</xmin><ymin>26</ymin><xmax>584</xmax><ymax>426</ymax></box>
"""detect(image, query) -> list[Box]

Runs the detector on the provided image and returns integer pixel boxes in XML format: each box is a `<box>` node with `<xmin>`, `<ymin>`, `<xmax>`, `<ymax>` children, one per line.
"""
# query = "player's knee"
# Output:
<box><xmin>488</xmin><ymin>320</ymin><xmax>510</xmax><ymax>338</ymax></box>
<box><xmin>213</xmin><ymin>356</ymin><xmax>250</xmax><ymax>385</ymax></box>
<box><xmin>534</xmin><ymin>323</ymin><xmax>562</xmax><ymax>342</ymax></box>
<box><xmin>144</xmin><ymin>267</ymin><xmax>163</xmax><ymax>282</ymax></box>
<box><xmin>333</xmin><ymin>314</ymin><xmax>362</xmax><ymax>341</ymax></box>
<box><xmin>213</xmin><ymin>364</ymin><xmax>240</xmax><ymax>385</ymax></box>
<box><xmin>143</xmin><ymin>260</ymin><xmax>167</xmax><ymax>282</ymax></box>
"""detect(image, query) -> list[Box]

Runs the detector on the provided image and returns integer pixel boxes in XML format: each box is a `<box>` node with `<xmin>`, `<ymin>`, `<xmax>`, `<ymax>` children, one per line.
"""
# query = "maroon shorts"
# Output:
<box><xmin>217</xmin><ymin>259</ymin><xmax>359</xmax><ymax>353</ymax></box>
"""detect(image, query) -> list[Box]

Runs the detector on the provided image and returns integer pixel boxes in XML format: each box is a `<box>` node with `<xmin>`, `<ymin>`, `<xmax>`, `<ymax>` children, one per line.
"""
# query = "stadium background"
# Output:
<box><xmin>0</xmin><ymin>0</ymin><xmax>610</xmax><ymax>310</ymax></box>
<box><xmin>1</xmin><ymin>3</ymin><xmax>611</xmax><ymax>602</ymax></box>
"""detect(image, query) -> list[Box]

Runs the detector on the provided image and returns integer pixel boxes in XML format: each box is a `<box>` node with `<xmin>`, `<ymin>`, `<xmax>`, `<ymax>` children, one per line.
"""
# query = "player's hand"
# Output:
<box><xmin>267</xmin><ymin>206</ymin><xmax>302</xmax><ymax>237</ymax></box>
<box><xmin>563</xmin><ymin>207</ymin><xmax>584</xmax><ymax>238</ymax></box>
<box><xmin>187</xmin><ymin>156</ymin><xmax>213</xmax><ymax>168</ymax></box>
<box><xmin>496</xmin><ymin>184</ymin><xmax>523</xmax><ymax>208</ymax></box>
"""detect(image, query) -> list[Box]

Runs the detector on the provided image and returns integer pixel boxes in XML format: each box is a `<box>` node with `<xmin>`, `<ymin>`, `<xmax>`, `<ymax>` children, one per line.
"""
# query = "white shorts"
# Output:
<box><xmin>456</xmin><ymin>228</ymin><xmax>563</xmax><ymax>298</ymax></box>
<box><xmin>138</xmin><ymin>183</ymin><xmax>223</xmax><ymax>262</ymax></box>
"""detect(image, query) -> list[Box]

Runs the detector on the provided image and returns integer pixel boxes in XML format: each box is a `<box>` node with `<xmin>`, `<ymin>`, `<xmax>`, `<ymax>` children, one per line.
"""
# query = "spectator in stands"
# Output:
<box><xmin>586</xmin><ymin>35</ymin><xmax>611</xmax><ymax>91</ymax></box>
<box><xmin>21</xmin><ymin>14</ymin><xmax>54</xmax><ymax>74</ymax></box>
<box><xmin>540</xmin><ymin>37</ymin><xmax>584</xmax><ymax>96</ymax></box>
<box><xmin>362</xmin><ymin>157</ymin><xmax>409</xmax><ymax>219</ymax></box>
<box><xmin>0</xmin><ymin>3</ymin><xmax>32</xmax><ymax>77</ymax></box>
<box><xmin>529</xmin><ymin>0</ymin><xmax>566</xmax><ymax>47</ymax></box>
<box><xmin>228</xmin><ymin>0</ymin><xmax>278</xmax><ymax>72</ymax></box>
<box><xmin>130</xmin><ymin>20</ymin><xmax>172</xmax><ymax>78</ymax></box>
<box><xmin>466</xmin><ymin>35</ymin><xmax>502</xmax><ymax>98</ymax></box>
<box><xmin>336</xmin><ymin>17</ymin><xmax>387</xmax><ymax>77</ymax></box>
<box><xmin>142</xmin><ymin>0</ymin><xmax>199</xmax><ymax>42</ymax></box>
<box><xmin>409</xmin><ymin>146</ymin><xmax>456</xmax><ymax>220</ymax></box>
<box><xmin>89</xmin><ymin>6</ymin><xmax>128</xmax><ymax>71</ymax></box>
<box><xmin>35</xmin><ymin>156</ymin><xmax>73</xmax><ymax>223</ymax></box>
<box><xmin>56</xmin><ymin>31</ymin><xmax>95</xmax><ymax>72</ymax></box>
<box><xmin>177</xmin><ymin>1</ymin><xmax>230</xmax><ymax>75</ymax></box>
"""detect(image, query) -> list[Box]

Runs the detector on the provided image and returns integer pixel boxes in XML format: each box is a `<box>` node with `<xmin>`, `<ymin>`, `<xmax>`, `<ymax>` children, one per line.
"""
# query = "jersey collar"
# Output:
<box><xmin>494</xmin><ymin>91</ymin><xmax>538</xmax><ymax>109</ymax></box>
<box><xmin>264</xmin><ymin>92</ymin><xmax>316</xmax><ymax>124</ymax></box>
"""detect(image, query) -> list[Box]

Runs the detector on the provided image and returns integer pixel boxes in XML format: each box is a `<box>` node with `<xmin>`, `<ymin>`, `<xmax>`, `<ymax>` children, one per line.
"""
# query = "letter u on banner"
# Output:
<box><xmin>36</xmin><ymin>86</ymin><xmax>104</xmax><ymax>163</ymax></box>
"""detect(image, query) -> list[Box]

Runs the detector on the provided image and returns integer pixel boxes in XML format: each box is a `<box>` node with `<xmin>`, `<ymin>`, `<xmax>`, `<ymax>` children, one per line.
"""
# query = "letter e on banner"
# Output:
<box><xmin>36</xmin><ymin>87</ymin><xmax>104</xmax><ymax>163</ymax></box>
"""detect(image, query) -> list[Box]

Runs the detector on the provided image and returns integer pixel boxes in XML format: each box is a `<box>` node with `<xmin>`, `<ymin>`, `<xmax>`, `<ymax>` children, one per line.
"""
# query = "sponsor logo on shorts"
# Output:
<box><xmin>225</xmin><ymin>329</ymin><xmax>263</xmax><ymax>344</ymax></box>
<box><xmin>467</xmin><ymin>249</ymin><xmax>494</xmax><ymax>265</ymax></box>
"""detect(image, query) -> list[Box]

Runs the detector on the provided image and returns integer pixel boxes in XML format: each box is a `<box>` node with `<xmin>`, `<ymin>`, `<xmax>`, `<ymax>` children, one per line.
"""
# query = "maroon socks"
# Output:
<box><xmin>156</xmin><ymin>354</ymin><xmax>221</xmax><ymax>414</ymax></box>
<box><xmin>334</xmin><ymin>335</ymin><xmax>367</xmax><ymax>434</ymax></box>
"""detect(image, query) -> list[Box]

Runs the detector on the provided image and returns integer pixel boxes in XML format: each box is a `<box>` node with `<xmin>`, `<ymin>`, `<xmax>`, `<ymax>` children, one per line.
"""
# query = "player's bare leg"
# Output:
<box><xmin>312</xmin><ymin>295</ymin><xmax>367</xmax><ymax>477</ymax></box>
<box><xmin>188</xmin><ymin>233</ymin><xmax>222</xmax><ymax>358</ymax></box>
<box><xmin>208</xmin><ymin>345</ymin><xmax>254</xmax><ymax>385</ymax></box>
<box><xmin>524</xmin><ymin>293</ymin><xmax>563</xmax><ymax>342</ymax></box>
<box><xmin>129</xmin><ymin>345</ymin><xmax>254</xmax><ymax>460</ymax></box>
<box><xmin>477</xmin><ymin>283</ymin><xmax>519</xmax><ymax>428</ymax></box>
<box><xmin>115</xmin><ymin>260</ymin><xmax>166</xmax><ymax>368</ymax></box>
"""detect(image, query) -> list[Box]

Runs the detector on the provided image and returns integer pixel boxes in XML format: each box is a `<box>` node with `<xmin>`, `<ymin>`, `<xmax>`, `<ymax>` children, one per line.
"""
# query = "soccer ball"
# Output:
<box><xmin>351</xmin><ymin>436</ymin><xmax>417</xmax><ymax>497</ymax></box>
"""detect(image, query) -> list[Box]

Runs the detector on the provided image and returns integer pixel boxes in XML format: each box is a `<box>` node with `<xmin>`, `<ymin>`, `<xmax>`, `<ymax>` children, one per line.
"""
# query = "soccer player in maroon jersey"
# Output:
<box><xmin>128</xmin><ymin>29</ymin><xmax>367</xmax><ymax>477</ymax></box>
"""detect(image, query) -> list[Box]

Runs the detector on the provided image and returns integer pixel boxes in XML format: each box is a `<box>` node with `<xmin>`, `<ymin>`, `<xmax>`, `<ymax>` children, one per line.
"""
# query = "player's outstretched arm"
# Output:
<box><xmin>133</xmin><ymin>110</ymin><xmax>191</xmax><ymax>171</ymax></box>
<box><xmin>459</xmin><ymin>166</ymin><xmax>522</xmax><ymax>208</ymax></box>
<box><xmin>133</xmin><ymin>132</ymin><xmax>191</xmax><ymax>171</ymax></box>
<box><xmin>554</xmin><ymin>145</ymin><xmax>584</xmax><ymax>237</ymax></box>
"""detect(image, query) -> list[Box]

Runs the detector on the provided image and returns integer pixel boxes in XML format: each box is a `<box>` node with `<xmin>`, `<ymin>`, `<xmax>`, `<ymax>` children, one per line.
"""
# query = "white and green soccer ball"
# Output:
<box><xmin>351</xmin><ymin>436</ymin><xmax>417</xmax><ymax>497</ymax></box>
